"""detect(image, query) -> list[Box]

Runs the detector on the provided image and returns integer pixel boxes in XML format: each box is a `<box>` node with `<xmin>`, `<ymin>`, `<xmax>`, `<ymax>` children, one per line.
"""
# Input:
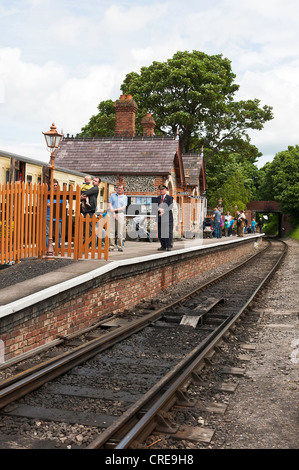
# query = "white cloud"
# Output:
<box><xmin>0</xmin><ymin>46</ymin><xmax>122</xmax><ymax>161</ymax></box>
<box><xmin>0</xmin><ymin>0</ymin><xmax>299</xmax><ymax>168</ymax></box>
<box><xmin>0</xmin><ymin>4</ymin><xmax>19</xmax><ymax>18</ymax></box>
<box><xmin>103</xmin><ymin>3</ymin><xmax>169</xmax><ymax>33</ymax></box>
<box><xmin>49</xmin><ymin>16</ymin><xmax>102</xmax><ymax>49</ymax></box>
<box><xmin>0</xmin><ymin>48</ymin><xmax>66</xmax><ymax>119</ymax></box>
<box><xmin>237</xmin><ymin>60</ymin><xmax>299</xmax><ymax>166</ymax></box>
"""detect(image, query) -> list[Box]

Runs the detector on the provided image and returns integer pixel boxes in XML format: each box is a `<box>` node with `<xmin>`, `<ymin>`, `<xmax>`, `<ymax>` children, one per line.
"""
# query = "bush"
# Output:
<box><xmin>288</xmin><ymin>226</ymin><xmax>299</xmax><ymax>242</ymax></box>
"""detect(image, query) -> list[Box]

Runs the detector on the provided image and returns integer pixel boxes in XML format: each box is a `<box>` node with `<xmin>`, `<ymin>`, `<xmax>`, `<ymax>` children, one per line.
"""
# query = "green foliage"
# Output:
<box><xmin>205</xmin><ymin>152</ymin><xmax>258</xmax><ymax>213</ymax></box>
<box><xmin>121</xmin><ymin>50</ymin><xmax>273</xmax><ymax>158</ymax></box>
<box><xmin>288</xmin><ymin>225</ymin><xmax>299</xmax><ymax>241</ymax></box>
<box><xmin>257</xmin><ymin>145</ymin><xmax>299</xmax><ymax>221</ymax></box>
<box><xmin>77</xmin><ymin>50</ymin><xmax>277</xmax><ymax>217</ymax></box>
<box><xmin>80</xmin><ymin>50</ymin><xmax>273</xmax><ymax>162</ymax></box>
<box><xmin>80</xmin><ymin>100</ymin><xmax>115</xmax><ymax>137</ymax></box>
<box><xmin>262</xmin><ymin>213</ymin><xmax>279</xmax><ymax>236</ymax></box>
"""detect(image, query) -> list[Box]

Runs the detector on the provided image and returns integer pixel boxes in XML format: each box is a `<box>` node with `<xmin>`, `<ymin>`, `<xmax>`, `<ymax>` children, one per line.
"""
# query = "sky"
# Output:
<box><xmin>0</xmin><ymin>0</ymin><xmax>298</xmax><ymax>169</ymax></box>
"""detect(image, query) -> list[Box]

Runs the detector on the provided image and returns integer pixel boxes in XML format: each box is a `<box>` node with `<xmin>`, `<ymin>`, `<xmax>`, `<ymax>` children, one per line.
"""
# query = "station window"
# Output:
<box><xmin>127</xmin><ymin>196</ymin><xmax>154</xmax><ymax>215</ymax></box>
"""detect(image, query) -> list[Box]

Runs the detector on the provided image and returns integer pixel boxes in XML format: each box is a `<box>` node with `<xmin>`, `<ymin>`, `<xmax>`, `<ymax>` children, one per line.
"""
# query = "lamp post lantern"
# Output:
<box><xmin>43</xmin><ymin>123</ymin><xmax>63</xmax><ymax>260</ymax></box>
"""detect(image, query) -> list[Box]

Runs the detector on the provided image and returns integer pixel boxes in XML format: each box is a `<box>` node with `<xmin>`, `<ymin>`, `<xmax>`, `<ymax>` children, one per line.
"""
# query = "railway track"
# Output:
<box><xmin>0</xmin><ymin>240</ymin><xmax>287</xmax><ymax>449</ymax></box>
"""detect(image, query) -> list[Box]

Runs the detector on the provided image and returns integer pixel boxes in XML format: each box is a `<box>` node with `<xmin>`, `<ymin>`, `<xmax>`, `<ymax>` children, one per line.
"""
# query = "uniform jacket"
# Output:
<box><xmin>155</xmin><ymin>194</ymin><xmax>174</xmax><ymax>224</ymax></box>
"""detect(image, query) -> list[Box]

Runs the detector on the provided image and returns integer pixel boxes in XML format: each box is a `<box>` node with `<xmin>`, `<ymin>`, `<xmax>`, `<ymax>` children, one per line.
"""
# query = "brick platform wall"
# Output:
<box><xmin>0</xmin><ymin>238</ymin><xmax>263</xmax><ymax>361</ymax></box>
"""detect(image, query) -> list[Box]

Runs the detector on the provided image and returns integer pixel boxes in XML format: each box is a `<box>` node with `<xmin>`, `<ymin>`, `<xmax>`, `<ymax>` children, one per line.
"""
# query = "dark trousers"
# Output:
<box><xmin>158</xmin><ymin>221</ymin><xmax>173</xmax><ymax>249</ymax></box>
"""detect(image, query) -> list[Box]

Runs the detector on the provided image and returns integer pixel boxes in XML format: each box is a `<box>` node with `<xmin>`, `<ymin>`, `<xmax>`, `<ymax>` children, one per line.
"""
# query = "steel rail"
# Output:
<box><xmin>88</xmin><ymin>240</ymin><xmax>287</xmax><ymax>449</ymax></box>
<box><xmin>0</xmin><ymin>239</ymin><xmax>271</xmax><ymax>409</ymax></box>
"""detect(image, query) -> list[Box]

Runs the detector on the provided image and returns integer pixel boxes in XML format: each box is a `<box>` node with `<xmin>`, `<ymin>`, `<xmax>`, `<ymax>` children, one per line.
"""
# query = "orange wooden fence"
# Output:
<box><xmin>0</xmin><ymin>182</ymin><xmax>109</xmax><ymax>265</ymax></box>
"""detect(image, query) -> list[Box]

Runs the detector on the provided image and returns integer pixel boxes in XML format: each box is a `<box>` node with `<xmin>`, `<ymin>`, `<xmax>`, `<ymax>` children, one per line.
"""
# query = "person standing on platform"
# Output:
<box><xmin>220</xmin><ymin>212</ymin><xmax>224</xmax><ymax>238</ymax></box>
<box><xmin>81</xmin><ymin>176</ymin><xmax>101</xmax><ymax>241</ymax></box>
<box><xmin>258</xmin><ymin>218</ymin><xmax>264</xmax><ymax>233</ymax></box>
<box><xmin>213</xmin><ymin>207</ymin><xmax>221</xmax><ymax>238</ymax></box>
<box><xmin>237</xmin><ymin>210</ymin><xmax>246</xmax><ymax>237</ymax></box>
<box><xmin>109</xmin><ymin>184</ymin><xmax>128</xmax><ymax>252</ymax></box>
<box><xmin>156</xmin><ymin>184</ymin><xmax>173</xmax><ymax>251</ymax></box>
<box><xmin>251</xmin><ymin>218</ymin><xmax>257</xmax><ymax>234</ymax></box>
<box><xmin>224</xmin><ymin>211</ymin><xmax>232</xmax><ymax>237</ymax></box>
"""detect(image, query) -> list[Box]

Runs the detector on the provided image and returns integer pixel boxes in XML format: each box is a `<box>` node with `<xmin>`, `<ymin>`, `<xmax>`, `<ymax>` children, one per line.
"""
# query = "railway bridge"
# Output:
<box><xmin>246</xmin><ymin>200</ymin><xmax>292</xmax><ymax>237</ymax></box>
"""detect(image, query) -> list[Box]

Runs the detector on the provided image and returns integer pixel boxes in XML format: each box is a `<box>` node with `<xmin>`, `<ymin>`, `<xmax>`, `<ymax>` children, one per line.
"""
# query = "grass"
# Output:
<box><xmin>288</xmin><ymin>226</ymin><xmax>299</xmax><ymax>241</ymax></box>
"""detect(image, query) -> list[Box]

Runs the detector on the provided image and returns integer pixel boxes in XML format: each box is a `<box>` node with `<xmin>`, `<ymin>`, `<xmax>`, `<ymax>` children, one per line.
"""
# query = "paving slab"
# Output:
<box><xmin>0</xmin><ymin>234</ymin><xmax>262</xmax><ymax>311</ymax></box>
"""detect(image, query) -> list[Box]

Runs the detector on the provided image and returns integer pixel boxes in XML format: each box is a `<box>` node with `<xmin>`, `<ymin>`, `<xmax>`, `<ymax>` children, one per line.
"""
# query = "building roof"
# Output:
<box><xmin>182</xmin><ymin>154</ymin><xmax>205</xmax><ymax>186</ymax></box>
<box><xmin>55</xmin><ymin>136</ymin><xmax>179</xmax><ymax>176</ymax></box>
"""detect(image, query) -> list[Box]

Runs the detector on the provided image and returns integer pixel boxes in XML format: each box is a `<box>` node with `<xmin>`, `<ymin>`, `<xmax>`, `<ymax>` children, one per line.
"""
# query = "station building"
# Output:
<box><xmin>55</xmin><ymin>94</ymin><xmax>207</xmax><ymax>239</ymax></box>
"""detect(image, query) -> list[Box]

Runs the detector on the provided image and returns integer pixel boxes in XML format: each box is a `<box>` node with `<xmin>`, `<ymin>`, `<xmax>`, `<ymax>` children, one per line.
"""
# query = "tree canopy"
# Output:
<box><xmin>122</xmin><ymin>51</ymin><xmax>273</xmax><ymax>163</ymax></box>
<box><xmin>80</xmin><ymin>100</ymin><xmax>115</xmax><ymax>138</ymax></box>
<box><xmin>257</xmin><ymin>145</ymin><xmax>299</xmax><ymax>222</ymax></box>
<box><xmin>79</xmin><ymin>50</ymin><xmax>277</xmax><ymax>214</ymax></box>
<box><xmin>81</xmin><ymin>50</ymin><xmax>273</xmax><ymax>166</ymax></box>
<box><xmin>205</xmin><ymin>152</ymin><xmax>259</xmax><ymax>213</ymax></box>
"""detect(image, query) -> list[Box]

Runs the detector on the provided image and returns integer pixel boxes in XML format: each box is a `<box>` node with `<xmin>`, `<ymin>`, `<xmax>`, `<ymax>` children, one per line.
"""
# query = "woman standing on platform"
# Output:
<box><xmin>237</xmin><ymin>210</ymin><xmax>246</xmax><ymax>237</ymax></box>
<box><xmin>224</xmin><ymin>211</ymin><xmax>232</xmax><ymax>237</ymax></box>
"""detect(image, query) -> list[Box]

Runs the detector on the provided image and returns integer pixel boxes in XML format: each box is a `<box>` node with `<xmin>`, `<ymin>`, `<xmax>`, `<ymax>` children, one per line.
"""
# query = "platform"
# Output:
<box><xmin>0</xmin><ymin>234</ymin><xmax>262</xmax><ymax>313</ymax></box>
<box><xmin>0</xmin><ymin>233</ymin><xmax>264</xmax><ymax>361</ymax></box>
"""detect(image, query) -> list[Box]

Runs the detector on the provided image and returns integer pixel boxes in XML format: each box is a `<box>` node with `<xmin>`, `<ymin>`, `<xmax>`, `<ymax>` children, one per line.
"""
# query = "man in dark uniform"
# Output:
<box><xmin>155</xmin><ymin>184</ymin><xmax>173</xmax><ymax>251</ymax></box>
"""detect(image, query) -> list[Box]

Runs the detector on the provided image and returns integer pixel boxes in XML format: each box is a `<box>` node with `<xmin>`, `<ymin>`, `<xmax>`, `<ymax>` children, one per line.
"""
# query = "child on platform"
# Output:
<box><xmin>81</xmin><ymin>175</ymin><xmax>93</xmax><ymax>212</ymax></box>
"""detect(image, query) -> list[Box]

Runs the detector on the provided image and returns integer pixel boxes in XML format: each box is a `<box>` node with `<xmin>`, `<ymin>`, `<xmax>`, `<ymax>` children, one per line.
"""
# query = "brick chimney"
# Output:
<box><xmin>141</xmin><ymin>113</ymin><xmax>156</xmax><ymax>137</ymax></box>
<box><xmin>114</xmin><ymin>94</ymin><xmax>138</xmax><ymax>138</ymax></box>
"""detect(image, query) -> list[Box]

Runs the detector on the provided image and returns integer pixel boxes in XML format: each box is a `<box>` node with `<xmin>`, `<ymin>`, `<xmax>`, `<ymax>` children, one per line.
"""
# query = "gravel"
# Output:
<box><xmin>146</xmin><ymin>238</ymin><xmax>299</xmax><ymax>449</ymax></box>
<box><xmin>210</xmin><ymin>238</ymin><xmax>298</xmax><ymax>449</ymax></box>
<box><xmin>0</xmin><ymin>258</ymin><xmax>77</xmax><ymax>290</ymax></box>
<box><xmin>0</xmin><ymin>239</ymin><xmax>298</xmax><ymax>449</ymax></box>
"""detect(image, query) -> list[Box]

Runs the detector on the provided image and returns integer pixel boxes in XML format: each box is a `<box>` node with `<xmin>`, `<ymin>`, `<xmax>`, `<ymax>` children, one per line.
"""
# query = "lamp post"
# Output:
<box><xmin>43</xmin><ymin>123</ymin><xmax>63</xmax><ymax>260</ymax></box>
<box><xmin>218</xmin><ymin>197</ymin><xmax>223</xmax><ymax>213</ymax></box>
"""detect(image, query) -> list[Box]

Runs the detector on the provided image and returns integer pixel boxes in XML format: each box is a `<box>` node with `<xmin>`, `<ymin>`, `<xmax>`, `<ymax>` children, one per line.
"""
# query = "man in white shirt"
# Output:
<box><xmin>109</xmin><ymin>184</ymin><xmax>128</xmax><ymax>251</ymax></box>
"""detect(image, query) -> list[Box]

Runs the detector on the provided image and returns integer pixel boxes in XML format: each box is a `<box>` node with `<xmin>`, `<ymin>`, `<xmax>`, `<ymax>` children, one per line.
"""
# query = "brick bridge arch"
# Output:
<box><xmin>246</xmin><ymin>201</ymin><xmax>292</xmax><ymax>237</ymax></box>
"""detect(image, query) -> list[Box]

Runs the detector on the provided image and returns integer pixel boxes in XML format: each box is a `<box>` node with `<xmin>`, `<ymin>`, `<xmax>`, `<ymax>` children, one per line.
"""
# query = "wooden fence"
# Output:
<box><xmin>0</xmin><ymin>182</ymin><xmax>109</xmax><ymax>265</ymax></box>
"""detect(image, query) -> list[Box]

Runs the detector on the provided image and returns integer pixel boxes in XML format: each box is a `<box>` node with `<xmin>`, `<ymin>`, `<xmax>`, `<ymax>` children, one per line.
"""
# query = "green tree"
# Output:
<box><xmin>121</xmin><ymin>50</ymin><xmax>273</xmax><ymax>161</ymax></box>
<box><xmin>80</xmin><ymin>50</ymin><xmax>273</xmax><ymax>164</ymax></box>
<box><xmin>257</xmin><ymin>145</ymin><xmax>299</xmax><ymax>222</ymax></box>
<box><xmin>205</xmin><ymin>152</ymin><xmax>258</xmax><ymax>212</ymax></box>
<box><xmin>80</xmin><ymin>100</ymin><xmax>115</xmax><ymax>137</ymax></box>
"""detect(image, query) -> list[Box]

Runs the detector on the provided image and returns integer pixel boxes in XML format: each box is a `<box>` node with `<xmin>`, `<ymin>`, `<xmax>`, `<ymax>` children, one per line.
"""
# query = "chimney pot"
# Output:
<box><xmin>114</xmin><ymin>94</ymin><xmax>138</xmax><ymax>138</ymax></box>
<box><xmin>141</xmin><ymin>113</ymin><xmax>156</xmax><ymax>137</ymax></box>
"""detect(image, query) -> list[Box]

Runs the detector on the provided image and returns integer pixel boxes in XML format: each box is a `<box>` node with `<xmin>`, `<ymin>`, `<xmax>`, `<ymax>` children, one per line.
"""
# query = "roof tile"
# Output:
<box><xmin>55</xmin><ymin>137</ymin><xmax>179</xmax><ymax>175</ymax></box>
